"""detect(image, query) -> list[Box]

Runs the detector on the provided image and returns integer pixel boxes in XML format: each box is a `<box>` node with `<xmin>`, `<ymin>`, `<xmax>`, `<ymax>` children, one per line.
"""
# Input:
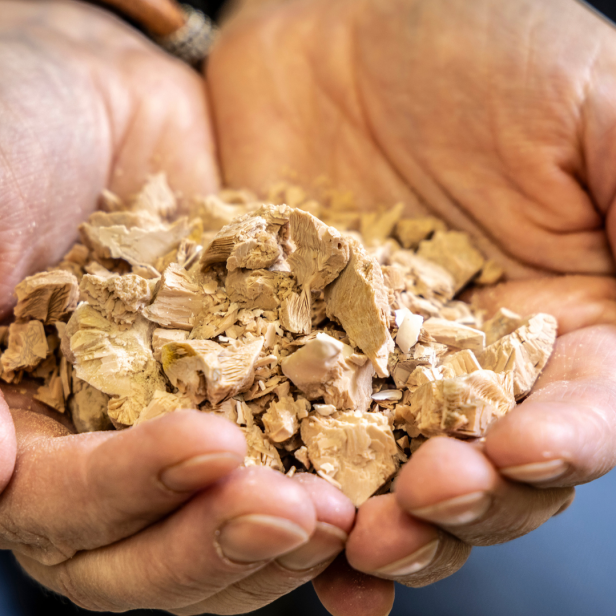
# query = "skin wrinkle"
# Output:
<box><xmin>577</xmin><ymin>26</ymin><xmax>603</xmax><ymax>190</ymax></box>
<box><xmin>344</xmin><ymin>7</ymin><xmax>423</xmax><ymax>209</ymax></box>
<box><xmin>351</xmin><ymin>4</ymin><xmax>548</xmax><ymax>271</ymax></box>
<box><xmin>492</xmin><ymin>6</ymin><xmax>603</xmax><ymax>227</ymax></box>
<box><xmin>351</xmin><ymin>0</ymin><xmax>613</xmax><ymax>274</ymax></box>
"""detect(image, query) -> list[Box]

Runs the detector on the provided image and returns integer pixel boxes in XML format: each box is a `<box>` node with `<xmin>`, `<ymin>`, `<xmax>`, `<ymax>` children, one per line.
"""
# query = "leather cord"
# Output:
<box><xmin>99</xmin><ymin>0</ymin><xmax>187</xmax><ymax>36</ymax></box>
<box><xmin>96</xmin><ymin>0</ymin><xmax>217</xmax><ymax>64</ymax></box>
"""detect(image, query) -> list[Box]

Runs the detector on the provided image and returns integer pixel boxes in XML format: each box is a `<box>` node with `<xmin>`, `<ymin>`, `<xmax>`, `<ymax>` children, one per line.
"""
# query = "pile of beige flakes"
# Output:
<box><xmin>0</xmin><ymin>176</ymin><xmax>557</xmax><ymax>506</ymax></box>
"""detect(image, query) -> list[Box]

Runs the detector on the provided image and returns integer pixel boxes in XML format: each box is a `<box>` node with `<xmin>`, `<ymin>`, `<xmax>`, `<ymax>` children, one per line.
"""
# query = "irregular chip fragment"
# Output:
<box><xmin>279</xmin><ymin>290</ymin><xmax>311</xmax><ymax>334</ymax></box>
<box><xmin>325</xmin><ymin>240</ymin><xmax>393</xmax><ymax>377</ymax></box>
<box><xmin>390</xmin><ymin>251</ymin><xmax>456</xmax><ymax>302</ymax></box>
<box><xmin>66</xmin><ymin>304</ymin><xmax>166</xmax><ymax>425</ymax></box>
<box><xmin>301</xmin><ymin>411</ymin><xmax>399</xmax><ymax>506</ymax></box>
<box><xmin>407</xmin><ymin>370</ymin><xmax>515</xmax><ymax>438</ymax></box>
<box><xmin>423</xmin><ymin>318</ymin><xmax>486</xmax><ymax>353</ymax></box>
<box><xmin>70</xmin><ymin>376</ymin><xmax>113</xmax><ymax>433</ymax></box>
<box><xmin>34</xmin><ymin>371</ymin><xmax>65</xmax><ymax>413</ymax></box>
<box><xmin>201</xmin><ymin>205</ymin><xmax>291</xmax><ymax>271</ymax></box>
<box><xmin>405</xmin><ymin>365</ymin><xmax>443</xmax><ymax>392</ymax></box>
<box><xmin>162</xmin><ymin>337</ymin><xmax>264</xmax><ymax>405</ymax></box>
<box><xmin>226</xmin><ymin>269</ymin><xmax>295</xmax><ymax>311</ymax></box>
<box><xmin>482</xmin><ymin>307</ymin><xmax>524</xmax><ymax>346</ymax></box>
<box><xmin>282</xmin><ymin>333</ymin><xmax>374</xmax><ymax>412</ymax></box>
<box><xmin>143</xmin><ymin>263</ymin><xmax>204</xmax><ymax>330</ymax></box>
<box><xmin>191</xmin><ymin>194</ymin><xmax>260</xmax><ymax>232</ymax></box>
<box><xmin>287</xmin><ymin>209</ymin><xmax>349</xmax><ymax>289</ymax></box>
<box><xmin>395</xmin><ymin>217</ymin><xmax>447</xmax><ymax>249</ymax></box>
<box><xmin>0</xmin><ymin>321</ymin><xmax>49</xmax><ymax>382</ymax></box>
<box><xmin>80</xmin><ymin>273</ymin><xmax>153</xmax><ymax>324</ymax></box>
<box><xmin>243</xmin><ymin>424</ymin><xmax>283</xmax><ymax>471</ymax></box>
<box><xmin>478</xmin><ymin>313</ymin><xmax>557</xmax><ymax>399</ymax></box>
<box><xmin>80</xmin><ymin>213</ymin><xmax>195</xmax><ymax>268</ymax></box>
<box><xmin>14</xmin><ymin>271</ymin><xmax>79</xmax><ymax>323</ymax></box>
<box><xmin>394</xmin><ymin>308</ymin><xmax>424</xmax><ymax>354</ymax></box>
<box><xmin>134</xmin><ymin>391</ymin><xmax>194</xmax><ymax>424</ymax></box>
<box><xmin>130</xmin><ymin>173</ymin><xmax>177</xmax><ymax>219</ymax></box>
<box><xmin>360</xmin><ymin>203</ymin><xmax>405</xmax><ymax>247</ymax></box>
<box><xmin>262</xmin><ymin>394</ymin><xmax>310</xmax><ymax>442</ymax></box>
<box><xmin>476</xmin><ymin>260</ymin><xmax>505</xmax><ymax>285</ymax></box>
<box><xmin>151</xmin><ymin>328</ymin><xmax>189</xmax><ymax>362</ymax></box>
<box><xmin>440</xmin><ymin>349</ymin><xmax>482</xmax><ymax>378</ymax></box>
<box><xmin>417</xmin><ymin>231</ymin><xmax>485</xmax><ymax>292</ymax></box>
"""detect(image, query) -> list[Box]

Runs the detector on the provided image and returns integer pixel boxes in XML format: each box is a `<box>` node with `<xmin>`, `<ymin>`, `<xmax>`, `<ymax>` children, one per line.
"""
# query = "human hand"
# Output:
<box><xmin>0</xmin><ymin>0</ymin><xmax>218</xmax><ymax>320</ymax></box>
<box><xmin>1</xmin><ymin>383</ymin><xmax>354</xmax><ymax>614</ymax></box>
<box><xmin>0</xmin><ymin>2</ymin><xmax>354</xmax><ymax>613</ymax></box>
<box><xmin>207</xmin><ymin>0</ymin><xmax>616</xmax><ymax>604</ymax></box>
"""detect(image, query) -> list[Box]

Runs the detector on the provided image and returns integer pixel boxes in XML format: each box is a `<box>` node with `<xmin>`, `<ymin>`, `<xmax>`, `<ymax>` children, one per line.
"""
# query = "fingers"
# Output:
<box><xmin>17</xmin><ymin>467</ymin><xmax>317</xmax><ymax>612</ymax></box>
<box><xmin>471</xmin><ymin>279</ymin><xmax>616</xmax><ymax>487</ymax></box>
<box><xmin>395</xmin><ymin>437</ymin><xmax>572</xmax><ymax>546</ymax></box>
<box><xmin>0</xmin><ymin>410</ymin><xmax>246</xmax><ymax>564</ymax></box>
<box><xmin>0</xmin><ymin>391</ymin><xmax>16</xmax><ymax>493</ymax></box>
<box><xmin>313</xmin><ymin>553</ymin><xmax>395</xmax><ymax>616</ymax></box>
<box><xmin>484</xmin><ymin>324</ymin><xmax>616</xmax><ymax>488</ymax></box>
<box><xmin>346</xmin><ymin>494</ymin><xmax>470</xmax><ymax>588</ymax></box>
<box><xmin>177</xmin><ymin>474</ymin><xmax>355</xmax><ymax>615</ymax></box>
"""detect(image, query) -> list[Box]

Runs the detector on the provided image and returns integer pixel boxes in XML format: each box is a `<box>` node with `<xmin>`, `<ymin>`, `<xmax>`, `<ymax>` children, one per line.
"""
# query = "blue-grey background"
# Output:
<box><xmin>2</xmin><ymin>0</ymin><xmax>616</xmax><ymax>614</ymax></box>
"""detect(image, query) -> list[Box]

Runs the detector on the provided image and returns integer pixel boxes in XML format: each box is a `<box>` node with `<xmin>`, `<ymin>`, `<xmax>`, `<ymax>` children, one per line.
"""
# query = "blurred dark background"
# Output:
<box><xmin>2</xmin><ymin>1</ymin><xmax>616</xmax><ymax>615</ymax></box>
<box><xmin>582</xmin><ymin>0</ymin><xmax>616</xmax><ymax>23</ymax></box>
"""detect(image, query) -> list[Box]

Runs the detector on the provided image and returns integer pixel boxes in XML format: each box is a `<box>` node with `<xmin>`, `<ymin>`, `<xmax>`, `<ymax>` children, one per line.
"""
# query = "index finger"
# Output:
<box><xmin>485</xmin><ymin>324</ymin><xmax>616</xmax><ymax>487</ymax></box>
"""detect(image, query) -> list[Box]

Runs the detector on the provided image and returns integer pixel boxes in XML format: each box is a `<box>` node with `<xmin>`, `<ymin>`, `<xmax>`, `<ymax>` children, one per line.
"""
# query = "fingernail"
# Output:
<box><xmin>500</xmin><ymin>459</ymin><xmax>568</xmax><ymax>483</ymax></box>
<box><xmin>218</xmin><ymin>514</ymin><xmax>310</xmax><ymax>563</ymax></box>
<box><xmin>277</xmin><ymin>522</ymin><xmax>347</xmax><ymax>571</ymax></box>
<box><xmin>160</xmin><ymin>452</ymin><xmax>243</xmax><ymax>492</ymax></box>
<box><xmin>408</xmin><ymin>491</ymin><xmax>491</xmax><ymax>526</ymax></box>
<box><xmin>373</xmin><ymin>539</ymin><xmax>439</xmax><ymax>578</ymax></box>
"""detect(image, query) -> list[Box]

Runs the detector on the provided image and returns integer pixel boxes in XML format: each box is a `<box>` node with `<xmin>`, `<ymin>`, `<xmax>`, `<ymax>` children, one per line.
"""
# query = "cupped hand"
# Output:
<box><xmin>1</xmin><ymin>385</ymin><xmax>354</xmax><ymax>613</ymax></box>
<box><xmin>208</xmin><ymin>0</ymin><xmax>616</xmax><ymax>603</ymax></box>
<box><xmin>0</xmin><ymin>0</ymin><xmax>217</xmax><ymax>320</ymax></box>
<box><xmin>0</xmin><ymin>2</ymin><xmax>354</xmax><ymax>613</ymax></box>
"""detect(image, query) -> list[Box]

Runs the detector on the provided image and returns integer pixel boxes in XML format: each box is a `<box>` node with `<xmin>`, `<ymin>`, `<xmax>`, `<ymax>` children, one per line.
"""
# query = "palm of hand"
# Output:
<box><xmin>0</xmin><ymin>0</ymin><xmax>217</xmax><ymax>319</ymax></box>
<box><xmin>213</xmin><ymin>0</ymin><xmax>616</xmax><ymax>270</ymax></box>
<box><xmin>207</xmin><ymin>0</ymin><xmax>616</xmax><ymax>599</ymax></box>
